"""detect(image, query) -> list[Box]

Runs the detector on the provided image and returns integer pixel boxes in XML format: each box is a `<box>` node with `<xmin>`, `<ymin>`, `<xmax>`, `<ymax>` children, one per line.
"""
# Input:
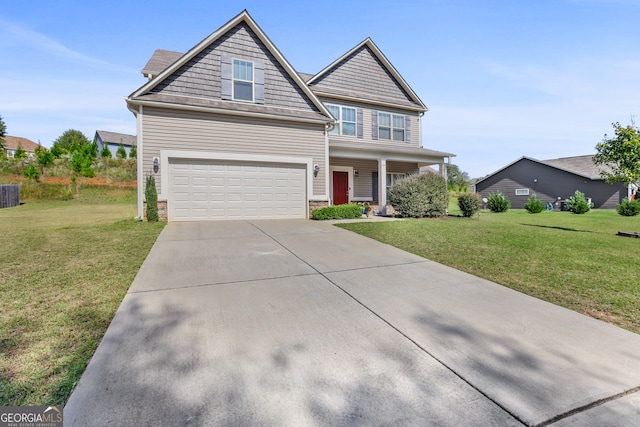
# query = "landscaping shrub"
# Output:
<box><xmin>388</xmin><ymin>173</ymin><xmax>448</xmax><ymax>218</ymax></box>
<box><xmin>524</xmin><ymin>194</ymin><xmax>544</xmax><ymax>214</ymax></box>
<box><xmin>457</xmin><ymin>192</ymin><xmax>482</xmax><ymax>218</ymax></box>
<box><xmin>145</xmin><ymin>174</ymin><xmax>158</xmax><ymax>222</ymax></box>
<box><xmin>487</xmin><ymin>191</ymin><xmax>510</xmax><ymax>213</ymax></box>
<box><xmin>616</xmin><ymin>197</ymin><xmax>640</xmax><ymax>217</ymax></box>
<box><xmin>567</xmin><ymin>190</ymin><xmax>591</xmax><ymax>214</ymax></box>
<box><xmin>22</xmin><ymin>163</ymin><xmax>40</xmax><ymax>181</ymax></box>
<box><xmin>116</xmin><ymin>144</ymin><xmax>127</xmax><ymax>159</ymax></box>
<box><xmin>312</xmin><ymin>204</ymin><xmax>362</xmax><ymax>220</ymax></box>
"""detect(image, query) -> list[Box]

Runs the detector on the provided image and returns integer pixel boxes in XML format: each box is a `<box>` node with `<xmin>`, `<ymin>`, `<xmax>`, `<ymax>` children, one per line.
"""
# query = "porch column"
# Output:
<box><xmin>378</xmin><ymin>158</ymin><xmax>387</xmax><ymax>214</ymax></box>
<box><xmin>439</xmin><ymin>159</ymin><xmax>448</xmax><ymax>182</ymax></box>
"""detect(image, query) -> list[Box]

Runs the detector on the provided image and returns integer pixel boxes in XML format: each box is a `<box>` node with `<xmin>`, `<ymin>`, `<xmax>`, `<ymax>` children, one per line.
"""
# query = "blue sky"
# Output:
<box><xmin>1</xmin><ymin>0</ymin><xmax>639</xmax><ymax>178</ymax></box>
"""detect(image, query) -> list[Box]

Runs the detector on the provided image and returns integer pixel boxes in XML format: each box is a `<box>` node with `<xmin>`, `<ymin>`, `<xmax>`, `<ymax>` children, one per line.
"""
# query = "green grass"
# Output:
<box><xmin>0</xmin><ymin>188</ymin><xmax>164</xmax><ymax>406</ymax></box>
<box><xmin>338</xmin><ymin>209</ymin><xmax>640</xmax><ymax>334</ymax></box>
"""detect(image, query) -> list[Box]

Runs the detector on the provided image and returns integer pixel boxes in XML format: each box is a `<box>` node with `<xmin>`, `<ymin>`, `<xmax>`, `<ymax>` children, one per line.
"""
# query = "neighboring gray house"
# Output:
<box><xmin>94</xmin><ymin>130</ymin><xmax>136</xmax><ymax>158</ymax></box>
<box><xmin>475</xmin><ymin>155</ymin><xmax>628</xmax><ymax>209</ymax></box>
<box><xmin>125</xmin><ymin>10</ymin><xmax>454</xmax><ymax>221</ymax></box>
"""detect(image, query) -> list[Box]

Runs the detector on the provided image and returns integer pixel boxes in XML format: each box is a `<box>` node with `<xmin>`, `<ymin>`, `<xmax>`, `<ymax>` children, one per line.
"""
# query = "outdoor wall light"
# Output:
<box><xmin>313</xmin><ymin>164</ymin><xmax>320</xmax><ymax>177</ymax></box>
<box><xmin>354</xmin><ymin>169</ymin><xmax>359</xmax><ymax>177</ymax></box>
<box><xmin>534</xmin><ymin>178</ymin><xmax>538</xmax><ymax>183</ymax></box>
<box><xmin>153</xmin><ymin>157</ymin><xmax>159</xmax><ymax>174</ymax></box>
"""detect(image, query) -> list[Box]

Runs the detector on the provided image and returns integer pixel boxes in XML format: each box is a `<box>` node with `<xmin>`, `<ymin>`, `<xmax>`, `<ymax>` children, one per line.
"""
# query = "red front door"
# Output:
<box><xmin>333</xmin><ymin>171</ymin><xmax>349</xmax><ymax>205</ymax></box>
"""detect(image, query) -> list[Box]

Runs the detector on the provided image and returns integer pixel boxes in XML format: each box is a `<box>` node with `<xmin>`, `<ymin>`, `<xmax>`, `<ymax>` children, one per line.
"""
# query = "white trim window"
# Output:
<box><xmin>386</xmin><ymin>173</ymin><xmax>405</xmax><ymax>196</ymax></box>
<box><xmin>378</xmin><ymin>113</ymin><xmax>405</xmax><ymax>142</ymax></box>
<box><xmin>327</xmin><ymin>104</ymin><xmax>357</xmax><ymax>137</ymax></box>
<box><xmin>233</xmin><ymin>59</ymin><xmax>253</xmax><ymax>102</ymax></box>
<box><xmin>515</xmin><ymin>188</ymin><xmax>530</xmax><ymax>196</ymax></box>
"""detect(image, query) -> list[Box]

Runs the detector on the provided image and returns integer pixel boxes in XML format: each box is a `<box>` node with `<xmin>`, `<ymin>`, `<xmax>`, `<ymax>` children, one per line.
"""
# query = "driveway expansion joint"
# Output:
<box><xmin>536</xmin><ymin>385</ymin><xmax>640</xmax><ymax>427</ymax></box>
<box><xmin>128</xmin><ymin>272</ymin><xmax>320</xmax><ymax>294</ymax></box>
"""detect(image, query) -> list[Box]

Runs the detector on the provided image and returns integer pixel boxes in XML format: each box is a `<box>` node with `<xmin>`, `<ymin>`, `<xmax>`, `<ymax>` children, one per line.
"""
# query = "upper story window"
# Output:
<box><xmin>233</xmin><ymin>59</ymin><xmax>253</xmax><ymax>102</ymax></box>
<box><xmin>221</xmin><ymin>56</ymin><xmax>265</xmax><ymax>104</ymax></box>
<box><xmin>373</xmin><ymin>111</ymin><xmax>410</xmax><ymax>143</ymax></box>
<box><xmin>378</xmin><ymin>112</ymin><xmax>405</xmax><ymax>142</ymax></box>
<box><xmin>327</xmin><ymin>104</ymin><xmax>357</xmax><ymax>137</ymax></box>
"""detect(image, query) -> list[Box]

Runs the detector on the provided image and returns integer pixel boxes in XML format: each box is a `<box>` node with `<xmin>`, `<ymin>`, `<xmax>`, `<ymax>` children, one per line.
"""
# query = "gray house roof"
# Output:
<box><xmin>141</xmin><ymin>49</ymin><xmax>183</xmax><ymax>79</ymax></box>
<box><xmin>542</xmin><ymin>155</ymin><xmax>612</xmax><ymax>179</ymax></box>
<box><xmin>476</xmin><ymin>154</ymin><xmax>612</xmax><ymax>185</ymax></box>
<box><xmin>95</xmin><ymin>130</ymin><xmax>136</xmax><ymax>147</ymax></box>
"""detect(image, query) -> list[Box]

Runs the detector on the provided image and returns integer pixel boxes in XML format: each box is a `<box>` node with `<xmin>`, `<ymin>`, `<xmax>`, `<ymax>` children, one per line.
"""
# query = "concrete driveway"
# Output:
<box><xmin>64</xmin><ymin>220</ymin><xmax>640</xmax><ymax>426</ymax></box>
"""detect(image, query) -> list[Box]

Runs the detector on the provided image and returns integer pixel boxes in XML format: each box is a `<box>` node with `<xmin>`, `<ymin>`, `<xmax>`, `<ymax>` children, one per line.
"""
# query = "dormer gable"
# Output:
<box><xmin>307</xmin><ymin>38</ymin><xmax>427</xmax><ymax>112</ymax></box>
<box><xmin>128</xmin><ymin>10</ymin><xmax>333</xmax><ymax>124</ymax></box>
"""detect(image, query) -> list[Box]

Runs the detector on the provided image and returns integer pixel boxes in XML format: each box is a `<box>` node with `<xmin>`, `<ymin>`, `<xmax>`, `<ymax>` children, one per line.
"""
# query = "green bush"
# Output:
<box><xmin>616</xmin><ymin>197</ymin><xmax>640</xmax><ymax>216</ymax></box>
<box><xmin>145</xmin><ymin>174</ymin><xmax>159</xmax><ymax>222</ymax></box>
<box><xmin>524</xmin><ymin>194</ymin><xmax>544</xmax><ymax>214</ymax></box>
<box><xmin>457</xmin><ymin>193</ymin><xmax>482</xmax><ymax>218</ymax></box>
<box><xmin>116</xmin><ymin>144</ymin><xmax>127</xmax><ymax>159</ymax></box>
<box><xmin>388</xmin><ymin>173</ymin><xmax>448</xmax><ymax>218</ymax></box>
<box><xmin>22</xmin><ymin>163</ymin><xmax>40</xmax><ymax>181</ymax></box>
<box><xmin>487</xmin><ymin>191</ymin><xmax>510</xmax><ymax>213</ymax></box>
<box><xmin>101</xmin><ymin>144</ymin><xmax>112</xmax><ymax>158</ymax></box>
<box><xmin>568</xmin><ymin>190</ymin><xmax>591</xmax><ymax>214</ymax></box>
<box><xmin>312</xmin><ymin>204</ymin><xmax>362</xmax><ymax>220</ymax></box>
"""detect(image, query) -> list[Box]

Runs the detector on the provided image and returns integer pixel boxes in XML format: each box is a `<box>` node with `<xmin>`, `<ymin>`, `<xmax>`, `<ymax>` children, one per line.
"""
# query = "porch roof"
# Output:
<box><xmin>329</xmin><ymin>142</ymin><xmax>454</xmax><ymax>165</ymax></box>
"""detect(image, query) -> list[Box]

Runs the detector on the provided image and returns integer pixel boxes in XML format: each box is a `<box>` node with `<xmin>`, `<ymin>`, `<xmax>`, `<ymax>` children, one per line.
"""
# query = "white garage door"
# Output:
<box><xmin>168</xmin><ymin>159</ymin><xmax>307</xmax><ymax>221</ymax></box>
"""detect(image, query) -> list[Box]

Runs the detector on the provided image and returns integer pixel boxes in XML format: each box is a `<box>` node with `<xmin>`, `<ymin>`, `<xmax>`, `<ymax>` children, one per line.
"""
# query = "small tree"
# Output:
<box><xmin>13</xmin><ymin>143</ymin><xmax>27</xmax><ymax>160</ymax></box>
<box><xmin>100</xmin><ymin>143</ymin><xmax>112</xmax><ymax>158</ymax></box>
<box><xmin>567</xmin><ymin>190</ymin><xmax>591</xmax><ymax>214</ymax></box>
<box><xmin>116</xmin><ymin>143</ymin><xmax>127</xmax><ymax>159</ymax></box>
<box><xmin>129</xmin><ymin>144</ymin><xmax>137</xmax><ymax>159</ymax></box>
<box><xmin>524</xmin><ymin>194</ymin><xmax>544</xmax><ymax>213</ymax></box>
<box><xmin>447</xmin><ymin>164</ymin><xmax>470</xmax><ymax>191</ymax></box>
<box><xmin>593</xmin><ymin>122</ymin><xmax>640</xmax><ymax>187</ymax></box>
<box><xmin>145</xmin><ymin>174</ymin><xmax>159</xmax><ymax>222</ymax></box>
<box><xmin>388</xmin><ymin>173</ymin><xmax>448</xmax><ymax>218</ymax></box>
<box><xmin>22</xmin><ymin>163</ymin><xmax>40</xmax><ymax>181</ymax></box>
<box><xmin>457</xmin><ymin>193</ymin><xmax>482</xmax><ymax>217</ymax></box>
<box><xmin>51</xmin><ymin>129</ymin><xmax>91</xmax><ymax>158</ymax></box>
<box><xmin>0</xmin><ymin>115</ymin><xmax>6</xmax><ymax>153</ymax></box>
<box><xmin>617</xmin><ymin>197</ymin><xmax>640</xmax><ymax>217</ymax></box>
<box><xmin>487</xmin><ymin>191</ymin><xmax>510</xmax><ymax>213</ymax></box>
<box><xmin>35</xmin><ymin>146</ymin><xmax>54</xmax><ymax>168</ymax></box>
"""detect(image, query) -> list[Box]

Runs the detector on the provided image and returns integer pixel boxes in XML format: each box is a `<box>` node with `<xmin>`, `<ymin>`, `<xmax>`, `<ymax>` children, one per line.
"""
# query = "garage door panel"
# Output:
<box><xmin>169</xmin><ymin>159</ymin><xmax>307</xmax><ymax>221</ymax></box>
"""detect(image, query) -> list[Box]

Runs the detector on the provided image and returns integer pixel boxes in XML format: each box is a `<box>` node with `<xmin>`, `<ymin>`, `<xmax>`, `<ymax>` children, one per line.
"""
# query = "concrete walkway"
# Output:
<box><xmin>64</xmin><ymin>220</ymin><xmax>640</xmax><ymax>426</ymax></box>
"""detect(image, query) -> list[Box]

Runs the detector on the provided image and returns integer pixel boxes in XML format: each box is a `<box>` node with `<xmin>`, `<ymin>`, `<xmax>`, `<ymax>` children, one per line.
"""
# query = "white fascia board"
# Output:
<box><xmin>312</xmin><ymin>91</ymin><xmax>425</xmax><ymax>113</ymax></box>
<box><xmin>158</xmin><ymin>149</ymin><xmax>314</xmax><ymax>202</ymax></box>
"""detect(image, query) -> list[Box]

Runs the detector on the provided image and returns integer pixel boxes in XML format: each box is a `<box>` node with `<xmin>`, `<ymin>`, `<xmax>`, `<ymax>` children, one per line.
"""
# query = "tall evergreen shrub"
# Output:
<box><xmin>145</xmin><ymin>174</ymin><xmax>158</xmax><ymax>222</ymax></box>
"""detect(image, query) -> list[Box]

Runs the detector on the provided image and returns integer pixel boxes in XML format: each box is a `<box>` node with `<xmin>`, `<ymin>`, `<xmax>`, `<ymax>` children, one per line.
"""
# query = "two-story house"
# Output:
<box><xmin>126</xmin><ymin>10</ymin><xmax>454</xmax><ymax>221</ymax></box>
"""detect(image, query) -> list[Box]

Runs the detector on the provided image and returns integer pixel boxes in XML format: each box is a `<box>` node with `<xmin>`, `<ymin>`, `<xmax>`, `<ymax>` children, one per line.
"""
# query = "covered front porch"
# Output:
<box><xmin>328</xmin><ymin>143</ymin><xmax>454</xmax><ymax>214</ymax></box>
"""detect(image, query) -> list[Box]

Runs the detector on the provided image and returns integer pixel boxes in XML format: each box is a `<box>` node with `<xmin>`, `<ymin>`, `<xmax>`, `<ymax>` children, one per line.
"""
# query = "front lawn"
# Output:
<box><xmin>338</xmin><ymin>209</ymin><xmax>640</xmax><ymax>334</ymax></box>
<box><xmin>0</xmin><ymin>187</ymin><xmax>164</xmax><ymax>406</ymax></box>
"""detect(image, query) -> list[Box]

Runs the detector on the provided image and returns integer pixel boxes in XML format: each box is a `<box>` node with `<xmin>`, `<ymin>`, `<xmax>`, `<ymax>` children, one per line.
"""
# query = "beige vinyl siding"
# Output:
<box><xmin>153</xmin><ymin>23</ymin><xmax>318</xmax><ymax>112</ymax></box>
<box><xmin>311</xmin><ymin>46</ymin><xmax>413</xmax><ymax>104</ymax></box>
<box><xmin>322</xmin><ymin>97</ymin><xmax>420</xmax><ymax>148</ymax></box>
<box><xmin>141</xmin><ymin>107</ymin><xmax>326</xmax><ymax>197</ymax></box>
